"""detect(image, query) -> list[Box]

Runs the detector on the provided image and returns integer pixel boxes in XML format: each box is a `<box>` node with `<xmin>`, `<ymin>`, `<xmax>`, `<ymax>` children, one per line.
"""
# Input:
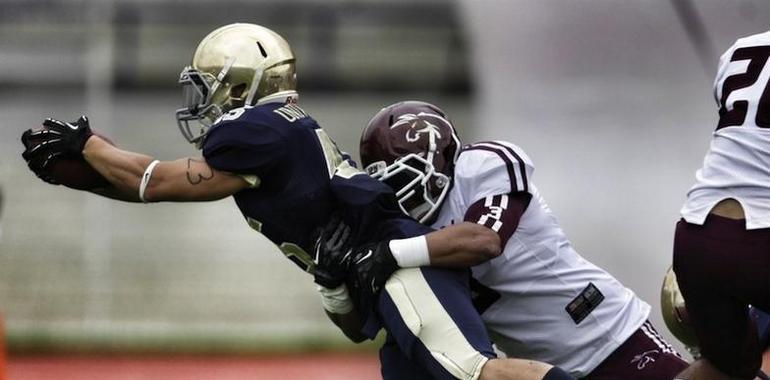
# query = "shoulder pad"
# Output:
<box><xmin>458</xmin><ymin>141</ymin><xmax>533</xmax><ymax>194</ymax></box>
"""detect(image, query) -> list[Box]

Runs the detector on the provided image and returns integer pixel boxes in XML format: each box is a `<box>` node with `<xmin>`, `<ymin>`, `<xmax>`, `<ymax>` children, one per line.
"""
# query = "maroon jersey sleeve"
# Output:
<box><xmin>463</xmin><ymin>192</ymin><xmax>531</xmax><ymax>247</ymax></box>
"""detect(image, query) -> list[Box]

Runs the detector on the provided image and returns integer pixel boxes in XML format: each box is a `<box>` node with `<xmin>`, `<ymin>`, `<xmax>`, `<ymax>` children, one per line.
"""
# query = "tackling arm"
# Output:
<box><xmin>423</xmin><ymin>222</ymin><xmax>502</xmax><ymax>267</ymax></box>
<box><xmin>83</xmin><ymin>136</ymin><xmax>250</xmax><ymax>202</ymax></box>
<box><xmin>380</xmin><ymin>191</ymin><xmax>533</xmax><ymax>269</ymax></box>
<box><xmin>314</xmin><ymin>222</ymin><xmax>501</xmax><ymax>344</ymax></box>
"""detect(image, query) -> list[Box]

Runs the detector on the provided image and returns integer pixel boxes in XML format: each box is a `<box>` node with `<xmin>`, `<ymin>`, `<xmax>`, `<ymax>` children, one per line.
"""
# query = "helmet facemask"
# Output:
<box><xmin>366</xmin><ymin>150</ymin><xmax>451</xmax><ymax>224</ymax></box>
<box><xmin>175</xmin><ymin>57</ymin><xmax>236</xmax><ymax>147</ymax></box>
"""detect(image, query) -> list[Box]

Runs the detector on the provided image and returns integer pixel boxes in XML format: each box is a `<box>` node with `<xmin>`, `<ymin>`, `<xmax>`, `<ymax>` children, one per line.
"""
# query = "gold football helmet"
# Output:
<box><xmin>661</xmin><ymin>265</ymin><xmax>700</xmax><ymax>356</ymax></box>
<box><xmin>175</xmin><ymin>23</ymin><xmax>297</xmax><ymax>147</ymax></box>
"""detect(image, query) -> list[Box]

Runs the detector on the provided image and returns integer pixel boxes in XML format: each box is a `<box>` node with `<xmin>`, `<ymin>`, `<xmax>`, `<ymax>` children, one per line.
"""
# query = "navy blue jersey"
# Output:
<box><xmin>202</xmin><ymin>101</ymin><xmax>431</xmax><ymax>273</ymax></box>
<box><xmin>751</xmin><ymin>307</ymin><xmax>770</xmax><ymax>349</ymax></box>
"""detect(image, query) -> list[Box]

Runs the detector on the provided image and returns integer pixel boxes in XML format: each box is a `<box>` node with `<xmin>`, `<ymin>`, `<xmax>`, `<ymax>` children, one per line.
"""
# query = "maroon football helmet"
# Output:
<box><xmin>360</xmin><ymin>100</ymin><xmax>461</xmax><ymax>223</ymax></box>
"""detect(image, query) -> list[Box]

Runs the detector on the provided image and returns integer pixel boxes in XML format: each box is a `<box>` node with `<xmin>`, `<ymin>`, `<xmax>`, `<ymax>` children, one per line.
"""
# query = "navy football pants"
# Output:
<box><xmin>375</xmin><ymin>267</ymin><xmax>496</xmax><ymax>380</ymax></box>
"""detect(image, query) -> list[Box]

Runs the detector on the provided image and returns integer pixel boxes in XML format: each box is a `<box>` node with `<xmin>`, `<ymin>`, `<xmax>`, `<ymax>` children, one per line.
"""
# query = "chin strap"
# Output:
<box><xmin>758</xmin><ymin>370</ymin><xmax>770</xmax><ymax>380</ymax></box>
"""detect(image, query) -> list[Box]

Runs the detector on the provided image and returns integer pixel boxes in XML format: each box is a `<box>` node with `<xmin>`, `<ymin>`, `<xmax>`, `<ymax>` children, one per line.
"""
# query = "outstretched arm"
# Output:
<box><xmin>83</xmin><ymin>135</ymin><xmax>249</xmax><ymax>202</ymax></box>
<box><xmin>21</xmin><ymin>116</ymin><xmax>250</xmax><ymax>202</ymax></box>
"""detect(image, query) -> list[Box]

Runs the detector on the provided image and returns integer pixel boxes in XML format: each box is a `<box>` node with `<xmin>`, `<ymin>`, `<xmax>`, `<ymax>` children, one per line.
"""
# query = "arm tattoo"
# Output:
<box><xmin>186</xmin><ymin>158</ymin><xmax>215</xmax><ymax>185</ymax></box>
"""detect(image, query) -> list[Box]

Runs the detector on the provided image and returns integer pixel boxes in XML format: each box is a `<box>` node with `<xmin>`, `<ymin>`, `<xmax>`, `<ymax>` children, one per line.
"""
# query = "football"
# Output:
<box><xmin>660</xmin><ymin>266</ymin><xmax>699</xmax><ymax>348</ymax></box>
<box><xmin>48</xmin><ymin>133</ymin><xmax>115</xmax><ymax>191</ymax></box>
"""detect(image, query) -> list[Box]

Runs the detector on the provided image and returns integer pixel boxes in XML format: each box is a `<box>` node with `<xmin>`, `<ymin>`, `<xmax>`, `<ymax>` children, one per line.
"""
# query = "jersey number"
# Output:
<box><xmin>717</xmin><ymin>46</ymin><xmax>770</xmax><ymax>130</ymax></box>
<box><xmin>315</xmin><ymin>129</ymin><xmax>360</xmax><ymax>179</ymax></box>
<box><xmin>247</xmin><ymin>217</ymin><xmax>315</xmax><ymax>273</ymax></box>
<box><xmin>216</xmin><ymin>106</ymin><xmax>250</xmax><ymax>124</ymax></box>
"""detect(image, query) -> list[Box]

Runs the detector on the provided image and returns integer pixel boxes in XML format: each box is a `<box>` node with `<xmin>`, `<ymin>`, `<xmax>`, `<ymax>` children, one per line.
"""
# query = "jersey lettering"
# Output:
<box><xmin>274</xmin><ymin>104</ymin><xmax>309</xmax><ymax>122</ymax></box>
<box><xmin>717</xmin><ymin>46</ymin><xmax>770</xmax><ymax>130</ymax></box>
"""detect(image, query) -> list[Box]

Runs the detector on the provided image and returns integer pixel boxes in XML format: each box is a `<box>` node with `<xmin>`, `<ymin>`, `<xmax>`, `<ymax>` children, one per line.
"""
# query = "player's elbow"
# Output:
<box><xmin>458</xmin><ymin>222</ymin><xmax>502</xmax><ymax>259</ymax></box>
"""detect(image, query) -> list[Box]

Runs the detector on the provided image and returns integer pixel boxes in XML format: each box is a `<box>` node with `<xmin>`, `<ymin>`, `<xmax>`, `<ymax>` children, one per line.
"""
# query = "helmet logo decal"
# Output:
<box><xmin>391</xmin><ymin>113</ymin><xmax>443</xmax><ymax>143</ymax></box>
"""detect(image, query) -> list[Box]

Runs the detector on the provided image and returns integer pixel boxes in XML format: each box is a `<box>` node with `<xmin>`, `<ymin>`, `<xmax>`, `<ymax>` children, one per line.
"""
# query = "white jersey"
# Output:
<box><xmin>681</xmin><ymin>31</ymin><xmax>770</xmax><ymax>229</ymax></box>
<box><xmin>431</xmin><ymin>141</ymin><xmax>651</xmax><ymax>377</ymax></box>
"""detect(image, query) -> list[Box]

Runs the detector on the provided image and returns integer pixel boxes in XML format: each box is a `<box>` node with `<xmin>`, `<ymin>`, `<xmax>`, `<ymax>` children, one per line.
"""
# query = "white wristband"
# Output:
<box><xmin>139</xmin><ymin>159</ymin><xmax>160</xmax><ymax>203</ymax></box>
<box><xmin>389</xmin><ymin>235</ymin><xmax>430</xmax><ymax>267</ymax></box>
<box><xmin>317</xmin><ymin>284</ymin><xmax>354</xmax><ymax>314</ymax></box>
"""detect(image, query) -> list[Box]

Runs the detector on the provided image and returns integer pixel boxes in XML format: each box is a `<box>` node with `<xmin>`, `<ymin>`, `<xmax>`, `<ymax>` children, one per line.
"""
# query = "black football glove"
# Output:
<box><xmin>313</xmin><ymin>214</ymin><xmax>354</xmax><ymax>289</ymax></box>
<box><xmin>22</xmin><ymin>116</ymin><xmax>93</xmax><ymax>163</ymax></box>
<box><xmin>41</xmin><ymin>116</ymin><xmax>94</xmax><ymax>157</ymax></box>
<box><xmin>21</xmin><ymin>152</ymin><xmax>61</xmax><ymax>185</ymax></box>
<box><xmin>20</xmin><ymin>128</ymin><xmax>62</xmax><ymax>185</ymax></box>
<box><xmin>21</xmin><ymin>116</ymin><xmax>93</xmax><ymax>184</ymax></box>
<box><xmin>346</xmin><ymin>241</ymin><xmax>399</xmax><ymax>301</ymax></box>
<box><xmin>313</xmin><ymin>214</ymin><xmax>400</xmax><ymax>300</ymax></box>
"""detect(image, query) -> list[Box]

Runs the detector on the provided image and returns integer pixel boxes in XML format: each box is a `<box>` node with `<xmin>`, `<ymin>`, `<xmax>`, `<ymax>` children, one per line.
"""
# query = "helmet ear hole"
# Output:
<box><xmin>229</xmin><ymin>83</ymin><xmax>248</xmax><ymax>108</ymax></box>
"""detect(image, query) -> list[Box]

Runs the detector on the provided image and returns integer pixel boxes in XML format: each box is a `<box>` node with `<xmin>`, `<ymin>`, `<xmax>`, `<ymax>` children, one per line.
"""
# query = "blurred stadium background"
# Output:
<box><xmin>0</xmin><ymin>0</ymin><xmax>768</xmax><ymax>378</ymax></box>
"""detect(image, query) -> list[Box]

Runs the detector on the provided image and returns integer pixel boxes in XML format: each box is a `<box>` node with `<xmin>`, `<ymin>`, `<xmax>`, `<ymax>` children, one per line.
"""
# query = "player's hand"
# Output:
<box><xmin>40</xmin><ymin>116</ymin><xmax>94</xmax><ymax>157</ymax></box>
<box><xmin>21</xmin><ymin>116</ymin><xmax>93</xmax><ymax>184</ymax></box>
<box><xmin>313</xmin><ymin>214</ymin><xmax>354</xmax><ymax>289</ymax></box>
<box><xmin>346</xmin><ymin>241</ymin><xmax>399</xmax><ymax>300</ymax></box>
<box><xmin>22</xmin><ymin>116</ymin><xmax>93</xmax><ymax>163</ymax></box>
<box><xmin>313</xmin><ymin>214</ymin><xmax>399</xmax><ymax>298</ymax></box>
<box><xmin>20</xmin><ymin>127</ymin><xmax>62</xmax><ymax>185</ymax></box>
